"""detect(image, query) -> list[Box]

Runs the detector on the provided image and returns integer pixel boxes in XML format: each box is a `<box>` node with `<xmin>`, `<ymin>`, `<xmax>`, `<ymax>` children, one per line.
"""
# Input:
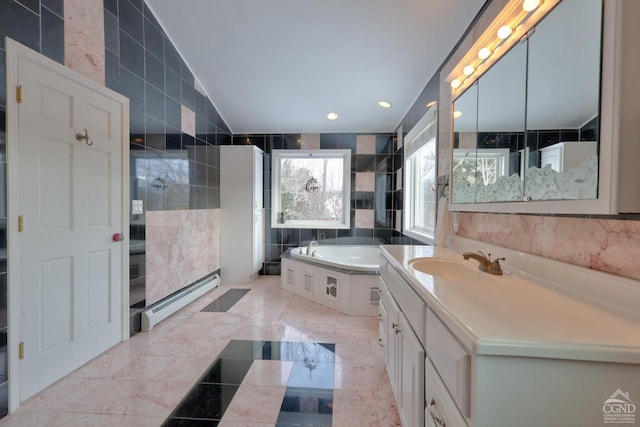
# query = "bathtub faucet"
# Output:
<box><xmin>306</xmin><ymin>240</ymin><xmax>317</xmax><ymax>255</ymax></box>
<box><xmin>462</xmin><ymin>250</ymin><xmax>505</xmax><ymax>275</ymax></box>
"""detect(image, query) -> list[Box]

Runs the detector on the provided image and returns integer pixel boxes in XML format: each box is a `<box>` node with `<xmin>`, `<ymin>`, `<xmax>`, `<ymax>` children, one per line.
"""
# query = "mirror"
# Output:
<box><xmin>451</xmin><ymin>0</ymin><xmax>602</xmax><ymax>205</ymax></box>
<box><xmin>524</xmin><ymin>0</ymin><xmax>601</xmax><ymax>201</ymax></box>
<box><xmin>451</xmin><ymin>82</ymin><xmax>478</xmax><ymax>204</ymax></box>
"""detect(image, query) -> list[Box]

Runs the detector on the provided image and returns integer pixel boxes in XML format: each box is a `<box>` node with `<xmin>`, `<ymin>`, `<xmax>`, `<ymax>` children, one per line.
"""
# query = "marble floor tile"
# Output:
<box><xmin>72</xmin><ymin>378</ymin><xmax>193</xmax><ymax>418</ymax></box>
<box><xmin>244</xmin><ymin>360</ymin><xmax>294</xmax><ymax>386</ymax></box>
<box><xmin>332</xmin><ymin>388</ymin><xmax>401</xmax><ymax>427</ymax></box>
<box><xmin>222</xmin><ymin>384</ymin><xmax>286</xmax><ymax>423</ymax></box>
<box><xmin>334</xmin><ymin>362</ymin><xmax>388</xmax><ymax>390</ymax></box>
<box><xmin>1</xmin><ymin>277</ymin><xmax>398</xmax><ymax>427</ymax></box>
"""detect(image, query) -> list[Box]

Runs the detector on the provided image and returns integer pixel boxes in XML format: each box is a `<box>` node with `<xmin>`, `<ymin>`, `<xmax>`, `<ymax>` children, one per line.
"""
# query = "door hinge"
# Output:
<box><xmin>16</xmin><ymin>85</ymin><xmax>23</xmax><ymax>103</ymax></box>
<box><xmin>19</xmin><ymin>342</ymin><xmax>24</xmax><ymax>360</ymax></box>
<box><xmin>18</xmin><ymin>215</ymin><xmax>24</xmax><ymax>232</ymax></box>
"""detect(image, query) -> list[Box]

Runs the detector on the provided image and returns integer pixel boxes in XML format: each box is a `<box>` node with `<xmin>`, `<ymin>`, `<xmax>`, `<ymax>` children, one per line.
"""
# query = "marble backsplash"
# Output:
<box><xmin>146</xmin><ymin>209</ymin><xmax>221</xmax><ymax>305</ymax></box>
<box><xmin>455</xmin><ymin>212</ymin><xmax>640</xmax><ymax>281</ymax></box>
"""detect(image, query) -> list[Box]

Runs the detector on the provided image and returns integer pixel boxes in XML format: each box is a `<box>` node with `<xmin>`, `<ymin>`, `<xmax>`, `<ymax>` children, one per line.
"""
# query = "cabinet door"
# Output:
<box><xmin>398</xmin><ymin>313</ymin><xmax>425</xmax><ymax>427</ymax></box>
<box><xmin>253</xmin><ymin>148</ymin><xmax>263</xmax><ymax>209</ymax></box>
<box><xmin>384</xmin><ymin>292</ymin><xmax>401</xmax><ymax>402</ymax></box>
<box><xmin>378</xmin><ymin>294</ymin><xmax>388</xmax><ymax>349</ymax></box>
<box><xmin>252</xmin><ymin>211</ymin><xmax>263</xmax><ymax>273</ymax></box>
<box><xmin>425</xmin><ymin>359</ymin><xmax>468</xmax><ymax>427</ymax></box>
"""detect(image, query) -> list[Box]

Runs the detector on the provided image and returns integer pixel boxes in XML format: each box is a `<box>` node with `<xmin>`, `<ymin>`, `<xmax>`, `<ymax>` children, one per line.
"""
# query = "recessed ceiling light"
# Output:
<box><xmin>327</xmin><ymin>112</ymin><xmax>338</xmax><ymax>120</ymax></box>
<box><xmin>451</xmin><ymin>79</ymin><xmax>462</xmax><ymax>89</ymax></box>
<box><xmin>378</xmin><ymin>101</ymin><xmax>392</xmax><ymax>108</ymax></box>
<box><xmin>453</xmin><ymin>111</ymin><xmax>463</xmax><ymax>119</ymax></box>
<box><xmin>497</xmin><ymin>25</ymin><xmax>513</xmax><ymax>39</ymax></box>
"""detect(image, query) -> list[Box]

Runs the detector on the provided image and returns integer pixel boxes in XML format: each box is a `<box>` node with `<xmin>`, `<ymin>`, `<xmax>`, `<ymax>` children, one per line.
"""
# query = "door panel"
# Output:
<box><xmin>87</xmin><ymin>250</ymin><xmax>111</xmax><ymax>328</ymax></box>
<box><xmin>86</xmin><ymin>149</ymin><xmax>111</xmax><ymax>226</ymax></box>
<box><xmin>40</xmin><ymin>85</ymin><xmax>73</xmax><ymax>126</ymax></box>
<box><xmin>39</xmin><ymin>137</ymin><xmax>73</xmax><ymax>230</ymax></box>
<box><xmin>40</xmin><ymin>257</ymin><xmax>73</xmax><ymax>350</ymax></box>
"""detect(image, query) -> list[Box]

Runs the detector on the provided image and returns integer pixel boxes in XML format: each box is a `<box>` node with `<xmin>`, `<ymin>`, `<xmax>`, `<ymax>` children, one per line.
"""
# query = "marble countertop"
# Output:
<box><xmin>380</xmin><ymin>244</ymin><xmax>640</xmax><ymax>364</ymax></box>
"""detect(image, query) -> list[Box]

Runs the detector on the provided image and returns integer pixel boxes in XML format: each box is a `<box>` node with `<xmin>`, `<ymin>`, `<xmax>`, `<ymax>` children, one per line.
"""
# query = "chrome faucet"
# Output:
<box><xmin>462</xmin><ymin>250</ymin><xmax>505</xmax><ymax>275</ymax></box>
<box><xmin>306</xmin><ymin>240</ymin><xmax>317</xmax><ymax>255</ymax></box>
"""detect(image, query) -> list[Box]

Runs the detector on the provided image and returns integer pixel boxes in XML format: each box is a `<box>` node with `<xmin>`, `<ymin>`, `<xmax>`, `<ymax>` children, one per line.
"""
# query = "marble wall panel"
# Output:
<box><xmin>146</xmin><ymin>209</ymin><xmax>221</xmax><ymax>305</ymax></box>
<box><xmin>64</xmin><ymin>0</ymin><xmax>105</xmax><ymax>84</ymax></box>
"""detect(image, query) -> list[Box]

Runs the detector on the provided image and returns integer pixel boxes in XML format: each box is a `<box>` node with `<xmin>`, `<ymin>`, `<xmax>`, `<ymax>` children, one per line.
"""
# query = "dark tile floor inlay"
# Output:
<box><xmin>200</xmin><ymin>288</ymin><xmax>250</xmax><ymax>312</ymax></box>
<box><xmin>163</xmin><ymin>340</ymin><xmax>335</xmax><ymax>426</ymax></box>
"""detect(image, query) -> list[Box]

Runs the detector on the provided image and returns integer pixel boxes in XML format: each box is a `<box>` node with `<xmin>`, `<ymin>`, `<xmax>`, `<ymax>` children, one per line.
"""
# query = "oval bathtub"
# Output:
<box><xmin>289</xmin><ymin>245</ymin><xmax>380</xmax><ymax>272</ymax></box>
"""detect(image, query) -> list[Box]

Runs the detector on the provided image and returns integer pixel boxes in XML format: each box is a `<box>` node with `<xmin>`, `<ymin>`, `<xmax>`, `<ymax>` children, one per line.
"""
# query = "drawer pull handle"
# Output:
<box><xmin>378</xmin><ymin>313</ymin><xmax>382</xmax><ymax>320</ymax></box>
<box><xmin>392</xmin><ymin>322</ymin><xmax>398</xmax><ymax>329</ymax></box>
<box><xmin>395</xmin><ymin>327</ymin><xmax>401</xmax><ymax>334</ymax></box>
<box><xmin>428</xmin><ymin>399</ymin><xmax>446</xmax><ymax>427</ymax></box>
<box><xmin>378</xmin><ymin>338</ymin><xmax>384</xmax><ymax>347</ymax></box>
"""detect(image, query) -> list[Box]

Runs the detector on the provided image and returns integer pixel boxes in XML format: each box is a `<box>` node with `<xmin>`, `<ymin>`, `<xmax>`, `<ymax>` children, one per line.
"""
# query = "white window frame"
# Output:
<box><xmin>452</xmin><ymin>148</ymin><xmax>510</xmax><ymax>185</ymax></box>
<box><xmin>271</xmin><ymin>149</ymin><xmax>351</xmax><ymax>229</ymax></box>
<box><xmin>403</xmin><ymin>107</ymin><xmax>438</xmax><ymax>244</ymax></box>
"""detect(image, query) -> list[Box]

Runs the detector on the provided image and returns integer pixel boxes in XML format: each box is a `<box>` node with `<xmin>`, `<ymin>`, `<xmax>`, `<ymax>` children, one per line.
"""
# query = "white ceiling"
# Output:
<box><xmin>145</xmin><ymin>0</ymin><xmax>487</xmax><ymax>134</ymax></box>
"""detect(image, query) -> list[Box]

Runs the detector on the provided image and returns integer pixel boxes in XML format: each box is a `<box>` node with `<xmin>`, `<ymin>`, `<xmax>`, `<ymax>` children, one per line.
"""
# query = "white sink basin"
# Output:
<box><xmin>409</xmin><ymin>257</ymin><xmax>499</xmax><ymax>283</ymax></box>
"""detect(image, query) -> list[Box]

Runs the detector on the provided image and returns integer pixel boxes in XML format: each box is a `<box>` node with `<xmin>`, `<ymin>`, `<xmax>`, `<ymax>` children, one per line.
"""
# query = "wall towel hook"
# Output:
<box><xmin>75</xmin><ymin>128</ymin><xmax>93</xmax><ymax>146</ymax></box>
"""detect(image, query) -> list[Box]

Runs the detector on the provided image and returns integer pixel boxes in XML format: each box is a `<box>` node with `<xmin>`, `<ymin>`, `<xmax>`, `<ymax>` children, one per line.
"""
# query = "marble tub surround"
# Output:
<box><xmin>455</xmin><ymin>212</ymin><xmax>640</xmax><ymax>281</ymax></box>
<box><xmin>381</xmin><ymin>239</ymin><xmax>640</xmax><ymax>361</ymax></box>
<box><xmin>0</xmin><ymin>276</ymin><xmax>398</xmax><ymax>427</ymax></box>
<box><xmin>64</xmin><ymin>0</ymin><xmax>105</xmax><ymax>84</ymax></box>
<box><xmin>145</xmin><ymin>209</ymin><xmax>220</xmax><ymax>305</ymax></box>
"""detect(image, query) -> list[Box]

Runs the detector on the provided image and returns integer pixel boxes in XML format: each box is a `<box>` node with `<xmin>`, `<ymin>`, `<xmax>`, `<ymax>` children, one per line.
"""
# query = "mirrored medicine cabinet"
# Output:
<box><xmin>447</xmin><ymin>0</ymin><xmax>640</xmax><ymax>214</ymax></box>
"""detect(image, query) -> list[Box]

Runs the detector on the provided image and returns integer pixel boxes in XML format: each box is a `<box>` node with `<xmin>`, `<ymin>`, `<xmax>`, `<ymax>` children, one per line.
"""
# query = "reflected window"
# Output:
<box><xmin>453</xmin><ymin>148</ymin><xmax>509</xmax><ymax>186</ymax></box>
<box><xmin>272</xmin><ymin>150</ymin><xmax>351</xmax><ymax>229</ymax></box>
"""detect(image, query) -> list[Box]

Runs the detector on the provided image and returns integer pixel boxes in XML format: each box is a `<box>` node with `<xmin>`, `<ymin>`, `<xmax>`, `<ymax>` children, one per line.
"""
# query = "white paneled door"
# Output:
<box><xmin>7</xmin><ymin>40</ymin><xmax>129</xmax><ymax>403</ymax></box>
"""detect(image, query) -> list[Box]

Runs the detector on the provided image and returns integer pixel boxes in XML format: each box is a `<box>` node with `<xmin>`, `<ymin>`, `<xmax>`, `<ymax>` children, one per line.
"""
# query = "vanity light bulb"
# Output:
<box><xmin>522</xmin><ymin>0</ymin><xmax>541</xmax><ymax>12</ymax></box>
<box><xmin>463</xmin><ymin>65</ymin><xmax>475</xmax><ymax>76</ymax></box>
<box><xmin>453</xmin><ymin>111</ymin><xmax>463</xmax><ymax>119</ymax></box>
<box><xmin>478</xmin><ymin>47</ymin><xmax>491</xmax><ymax>60</ymax></box>
<box><xmin>497</xmin><ymin>25</ymin><xmax>513</xmax><ymax>39</ymax></box>
<box><xmin>451</xmin><ymin>79</ymin><xmax>462</xmax><ymax>89</ymax></box>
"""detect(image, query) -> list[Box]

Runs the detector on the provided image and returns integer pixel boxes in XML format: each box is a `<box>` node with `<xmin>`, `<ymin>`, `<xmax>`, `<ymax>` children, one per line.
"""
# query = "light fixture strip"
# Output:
<box><xmin>448</xmin><ymin>0</ymin><xmax>560</xmax><ymax>97</ymax></box>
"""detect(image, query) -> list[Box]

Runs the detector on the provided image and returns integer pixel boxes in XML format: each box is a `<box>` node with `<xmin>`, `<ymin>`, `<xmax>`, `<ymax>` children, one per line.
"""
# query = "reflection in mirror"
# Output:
<box><xmin>452</xmin><ymin>82</ymin><xmax>478</xmax><ymax>203</ymax></box>
<box><xmin>475</xmin><ymin>41</ymin><xmax>527</xmax><ymax>203</ymax></box>
<box><xmin>524</xmin><ymin>0</ymin><xmax>601</xmax><ymax>201</ymax></box>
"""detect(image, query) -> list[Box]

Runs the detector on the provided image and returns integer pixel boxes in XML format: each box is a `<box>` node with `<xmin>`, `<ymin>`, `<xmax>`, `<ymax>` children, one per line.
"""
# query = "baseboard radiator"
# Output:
<box><xmin>141</xmin><ymin>274</ymin><xmax>220</xmax><ymax>331</ymax></box>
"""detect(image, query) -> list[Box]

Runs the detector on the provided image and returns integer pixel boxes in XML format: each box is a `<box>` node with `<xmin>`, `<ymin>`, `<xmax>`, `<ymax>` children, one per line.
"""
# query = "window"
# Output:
<box><xmin>272</xmin><ymin>149</ymin><xmax>351</xmax><ymax>229</ymax></box>
<box><xmin>452</xmin><ymin>148</ymin><xmax>509</xmax><ymax>186</ymax></box>
<box><xmin>403</xmin><ymin>108</ymin><xmax>438</xmax><ymax>243</ymax></box>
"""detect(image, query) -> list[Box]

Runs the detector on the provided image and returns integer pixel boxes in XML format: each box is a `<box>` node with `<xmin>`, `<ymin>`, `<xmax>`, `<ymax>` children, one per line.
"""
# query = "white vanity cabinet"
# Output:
<box><xmin>220</xmin><ymin>145</ymin><xmax>263</xmax><ymax>283</ymax></box>
<box><xmin>381</xmin><ymin>242</ymin><xmax>640</xmax><ymax>427</ymax></box>
<box><xmin>380</xmin><ymin>253</ymin><xmax>475</xmax><ymax>427</ymax></box>
<box><xmin>380</xmin><ymin>256</ymin><xmax>426</xmax><ymax>427</ymax></box>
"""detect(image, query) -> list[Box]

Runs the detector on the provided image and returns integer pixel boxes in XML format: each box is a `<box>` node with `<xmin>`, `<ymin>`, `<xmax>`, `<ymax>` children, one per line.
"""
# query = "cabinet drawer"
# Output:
<box><xmin>426</xmin><ymin>308</ymin><xmax>470</xmax><ymax>417</ymax></box>
<box><xmin>381</xmin><ymin>260</ymin><xmax>426</xmax><ymax>345</ymax></box>
<box><xmin>425</xmin><ymin>359</ymin><xmax>468</xmax><ymax>427</ymax></box>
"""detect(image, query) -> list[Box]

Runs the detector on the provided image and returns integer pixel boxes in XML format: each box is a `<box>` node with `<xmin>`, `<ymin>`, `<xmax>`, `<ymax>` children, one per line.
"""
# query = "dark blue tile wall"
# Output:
<box><xmin>101</xmin><ymin>0</ymin><xmax>231</xmax><ymax>327</ymax></box>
